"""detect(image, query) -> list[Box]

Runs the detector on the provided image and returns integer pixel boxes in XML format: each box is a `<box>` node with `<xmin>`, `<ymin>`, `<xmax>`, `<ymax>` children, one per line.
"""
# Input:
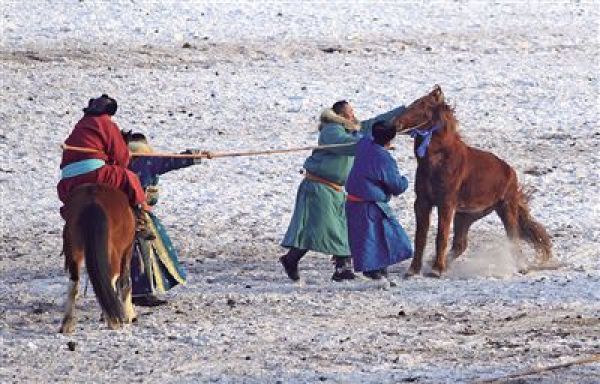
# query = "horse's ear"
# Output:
<box><xmin>431</xmin><ymin>84</ymin><xmax>444</xmax><ymax>103</ymax></box>
<box><xmin>121</xmin><ymin>129</ymin><xmax>133</xmax><ymax>144</ymax></box>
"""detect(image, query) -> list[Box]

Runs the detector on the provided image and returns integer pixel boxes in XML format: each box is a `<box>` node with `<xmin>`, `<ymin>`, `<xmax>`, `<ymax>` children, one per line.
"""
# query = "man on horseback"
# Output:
<box><xmin>57</xmin><ymin>94</ymin><xmax>154</xmax><ymax>239</ymax></box>
<box><xmin>280</xmin><ymin>100</ymin><xmax>406</xmax><ymax>282</ymax></box>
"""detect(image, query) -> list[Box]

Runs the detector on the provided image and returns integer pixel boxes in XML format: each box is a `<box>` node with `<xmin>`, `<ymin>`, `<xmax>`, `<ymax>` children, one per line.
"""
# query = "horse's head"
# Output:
<box><xmin>394</xmin><ymin>85</ymin><xmax>447</xmax><ymax>134</ymax></box>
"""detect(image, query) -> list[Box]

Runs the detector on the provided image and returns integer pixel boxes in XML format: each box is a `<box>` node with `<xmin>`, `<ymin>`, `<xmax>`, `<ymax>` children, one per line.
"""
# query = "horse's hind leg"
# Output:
<box><xmin>496</xmin><ymin>201</ymin><xmax>526</xmax><ymax>270</ymax></box>
<box><xmin>102</xmin><ymin>274</ymin><xmax>122</xmax><ymax>330</ymax></box>
<box><xmin>496</xmin><ymin>201</ymin><xmax>520</xmax><ymax>245</ymax></box>
<box><xmin>60</xmin><ymin>243</ymin><xmax>82</xmax><ymax>334</ymax></box>
<box><xmin>119</xmin><ymin>244</ymin><xmax>136</xmax><ymax>324</ymax></box>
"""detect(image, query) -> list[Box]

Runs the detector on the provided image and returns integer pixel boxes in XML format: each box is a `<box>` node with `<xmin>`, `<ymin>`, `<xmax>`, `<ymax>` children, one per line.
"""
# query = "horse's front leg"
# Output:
<box><xmin>429</xmin><ymin>203</ymin><xmax>455</xmax><ymax>277</ymax></box>
<box><xmin>406</xmin><ymin>197</ymin><xmax>432</xmax><ymax>277</ymax></box>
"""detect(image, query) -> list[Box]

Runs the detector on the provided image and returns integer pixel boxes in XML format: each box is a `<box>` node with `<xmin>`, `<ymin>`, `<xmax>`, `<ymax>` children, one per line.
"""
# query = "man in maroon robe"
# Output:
<box><xmin>57</xmin><ymin>94</ymin><xmax>153</xmax><ymax>239</ymax></box>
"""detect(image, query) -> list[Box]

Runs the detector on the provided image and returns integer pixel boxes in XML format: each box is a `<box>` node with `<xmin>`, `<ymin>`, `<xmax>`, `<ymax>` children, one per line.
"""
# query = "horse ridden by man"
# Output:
<box><xmin>60</xmin><ymin>185</ymin><xmax>137</xmax><ymax>333</ymax></box>
<box><xmin>58</xmin><ymin>95</ymin><xmax>151</xmax><ymax>333</ymax></box>
<box><xmin>393</xmin><ymin>85</ymin><xmax>552</xmax><ymax>277</ymax></box>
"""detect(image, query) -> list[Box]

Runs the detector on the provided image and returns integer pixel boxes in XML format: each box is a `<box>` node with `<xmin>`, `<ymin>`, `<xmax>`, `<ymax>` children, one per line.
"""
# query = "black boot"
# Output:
<box><xmin>132</xmin><ymin>295</ymin><xmax>167</xmax><ymax>307</ymax></box>
<box><xmin>363</xmin><ymin>269</ymin><xmax>385</xmax><ymax>280</ymax></box>
<box><xmin>280</xmin><ymin>248</ymin><xmax>307</xmax><ymax>281</ymax></box>
<box><xmin>133</xmin><ymin>205</ymin><xmax>156</xmax><ymax>240</ymax></box>
<box><xmin>331</xmin><ymin>256</ymin><xmax>355</xmax><ymax>282</ymax></box>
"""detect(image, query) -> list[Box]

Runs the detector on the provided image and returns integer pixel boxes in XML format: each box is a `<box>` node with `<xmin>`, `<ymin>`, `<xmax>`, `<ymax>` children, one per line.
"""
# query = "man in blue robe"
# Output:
<box><xmin>345</xmin><ymin>122</ymin><xmax>413</xmax><ymax>279</ymax></box>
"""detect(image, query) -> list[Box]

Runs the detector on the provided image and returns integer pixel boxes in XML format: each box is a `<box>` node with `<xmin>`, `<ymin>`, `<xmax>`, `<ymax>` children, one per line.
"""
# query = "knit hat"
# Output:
<box><xmin>83</xmin><ymin>94</ymin><xmax>118</xmax><ymax>116</ymax></box>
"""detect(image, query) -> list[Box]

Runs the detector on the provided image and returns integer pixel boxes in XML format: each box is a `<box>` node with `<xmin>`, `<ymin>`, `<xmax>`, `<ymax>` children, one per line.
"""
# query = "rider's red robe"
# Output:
<box><xmin>57</xmin><ymin>114</ymin><xmax>146</xmax><ymax>207</ymax></box>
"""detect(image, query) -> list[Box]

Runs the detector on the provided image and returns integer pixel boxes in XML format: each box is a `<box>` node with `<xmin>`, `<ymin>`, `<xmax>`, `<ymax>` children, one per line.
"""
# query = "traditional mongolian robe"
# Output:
<box><xmin>345</xmin><ymin>137</ymin><xmax>413</xmax><ymax>272</ymax></box>
<box><xmin>281</xmin><ymin>106</ymin><xmax>406</xmax><ymax>256</ymax></box>
<box><xmin>57</xmin><ymin>114</ymin><xmax>145</xmax><ymax>207</ymax></box>
<box><xmin>128</xmin><ymin>155</ymin><xmax>194</xmax><ymax>297</ymax></box>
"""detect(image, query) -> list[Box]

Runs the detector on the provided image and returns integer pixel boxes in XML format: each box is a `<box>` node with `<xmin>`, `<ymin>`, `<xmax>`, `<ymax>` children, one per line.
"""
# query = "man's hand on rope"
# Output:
<box><xmin>181</xmin><ymin>149</ymin><xmax>208</xmax><ymax>163</ymax></box>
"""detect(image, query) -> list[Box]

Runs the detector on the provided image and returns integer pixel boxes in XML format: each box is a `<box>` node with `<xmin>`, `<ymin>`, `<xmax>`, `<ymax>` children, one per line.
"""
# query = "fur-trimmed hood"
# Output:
<box><xmin>128</xmin><ymin>141</ymin><xmax>154</xmax><ymax>154</ymax></box>
<box><xmin>318</xmin><ymin>108</ymin><xmax>360</xmax><ymax>131</ymax></box>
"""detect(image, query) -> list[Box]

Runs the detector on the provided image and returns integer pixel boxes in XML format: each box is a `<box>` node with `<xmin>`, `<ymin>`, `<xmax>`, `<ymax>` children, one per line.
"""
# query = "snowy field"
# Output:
<box><xmin>1</xmin><ymin>1</ymin><xmax>599</xmax><ymax>383</ymax></box>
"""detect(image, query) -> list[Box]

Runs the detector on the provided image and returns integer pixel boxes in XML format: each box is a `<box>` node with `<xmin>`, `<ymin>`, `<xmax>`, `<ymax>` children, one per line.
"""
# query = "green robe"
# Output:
<box><xmin>281</xmin><ymin>106</ymin><xmax>406</xmax><ymax>256</ymax></box>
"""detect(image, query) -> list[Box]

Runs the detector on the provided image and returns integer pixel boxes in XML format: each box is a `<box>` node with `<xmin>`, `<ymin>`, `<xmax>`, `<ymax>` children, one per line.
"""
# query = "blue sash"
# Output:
<box><xmin>60</xmin><ymin>159</ymin><xmax>105</xmax><ymax>179</ymax></box>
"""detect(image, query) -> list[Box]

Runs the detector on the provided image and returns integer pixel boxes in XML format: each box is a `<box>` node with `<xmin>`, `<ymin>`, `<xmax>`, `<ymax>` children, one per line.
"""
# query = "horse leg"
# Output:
<box><xmin>119</xmin><ymin>244</ymin><xmax>136</xmax><ymax>324</ymax></box>
<box><xmin>406</xmin><ymin>198</ymin><xmax>433</xmax><ymax>277</ymax></box>
<box><xmin>102</xmin><ymin>274</ymin><xmax>122</xmax><ymax>330</ymax></box>
<box><xmin>60</xmin><ymin>239</ymin><xmax>82</xmax><ymax>334</ymax></box>
<box><xmin>448</xmin><ymin>213</ymin><xmax>478</xmax><ymax>261</ymax></box>
<box><xmin>496</xmin><ymin>201</ymin><xmax>526</xmax><ymax>271</ymax></box>
<box><xmin>101</xmin><ymin>251</ymin><xmax>122</xmax><ymax>330</ymax></box>
<box><xmin>514</xmin><ymin>192</ymin><xmax>553</xmax><ymax>264</ymax></box>
<box><xmin>496</xmin><ymin>201</ymin><xmax>520</xmax><ymax>245</ymax></box>
<box><xmin>448</xmin><ymin>210</ymin><xmax>492</xmax><ymax>261</ymax></box>
<box><xmin>429</xmin><ymin>203</ymin><xmax>455</xmax><ymax>277</ymax></box>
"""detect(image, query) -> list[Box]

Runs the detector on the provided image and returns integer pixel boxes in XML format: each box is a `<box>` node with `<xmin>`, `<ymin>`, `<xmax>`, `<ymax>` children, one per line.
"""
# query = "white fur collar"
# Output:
<box><xmin>318</xmin><ymin>108</ymin><xmax>360</xmax><ymax>131</ymax></box>
<box><xmin>128</xmin><ymin>141</ymin><xmax>154</xmax><ymax>154</ymax></box>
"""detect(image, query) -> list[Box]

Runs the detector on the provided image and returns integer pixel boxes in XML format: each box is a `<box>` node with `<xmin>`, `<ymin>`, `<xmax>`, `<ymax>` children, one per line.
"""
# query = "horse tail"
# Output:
<box><xmin>79</xmin><ymin>203</ymin><xmax>124</xmax><ymax>324</ymax></box>
<box><xmin>516</xmin><ymin>188</ymin><xmax>552</xmax><ymax>263</ymax></box>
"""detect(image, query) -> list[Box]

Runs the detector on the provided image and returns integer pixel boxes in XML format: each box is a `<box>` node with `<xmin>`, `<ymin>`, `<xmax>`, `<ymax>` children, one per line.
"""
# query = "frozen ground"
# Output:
<box><xmin>1</xmin><ymin>1</ymin><xmax>599</xmax><ymax>383</ymax></box>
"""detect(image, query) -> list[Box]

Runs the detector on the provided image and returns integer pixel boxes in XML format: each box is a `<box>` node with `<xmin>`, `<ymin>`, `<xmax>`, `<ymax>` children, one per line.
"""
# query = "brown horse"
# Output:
<box><xmin>393</xmin><ymin>85</ymin><xmax>552</xmax><ymax>277</ymax></box>
<box><xmin>60</xmin><ymin>184</ymin><xmax>137</xmax><ymax>333</ymax></box>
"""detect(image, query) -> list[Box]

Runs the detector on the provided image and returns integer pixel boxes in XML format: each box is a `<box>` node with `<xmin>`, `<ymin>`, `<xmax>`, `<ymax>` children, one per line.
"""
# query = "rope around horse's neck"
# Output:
<box><xmin>402</xmin><ymin>119</ymin><xmax>438</xmax><ymax>134</ymax></box>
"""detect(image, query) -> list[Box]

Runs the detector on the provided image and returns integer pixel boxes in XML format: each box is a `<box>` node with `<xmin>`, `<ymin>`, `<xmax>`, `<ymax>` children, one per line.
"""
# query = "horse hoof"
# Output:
<box><xmin>404</xmin><ymin>269</ymin><xmax>420</xmax><ymax>279</ymax></box>
<box><xmin>107</xmin><ymin>320</ymin><xmax>122</xmax><ymax>330</ymax></box>
<box><xmin>426</xmin><ymin>270</ymin><xmax>442</xmax><ymax>278</ymax></box>
<box><xmin>59</xmin><ymin>324</ymin><xmax>74</xmax><ymax>334</ymax></box>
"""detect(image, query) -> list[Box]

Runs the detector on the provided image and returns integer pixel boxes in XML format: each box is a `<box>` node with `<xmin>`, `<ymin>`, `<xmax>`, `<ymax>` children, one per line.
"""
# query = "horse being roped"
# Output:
<box><xmin>60</xmin><ymin>184</ymin><xmax>136</xmax><ymax>333</ymax></box>
<box><xmin>393</xmin><ymin>85</ymin><xmax>552</xmax><ymax>277</ymax></box>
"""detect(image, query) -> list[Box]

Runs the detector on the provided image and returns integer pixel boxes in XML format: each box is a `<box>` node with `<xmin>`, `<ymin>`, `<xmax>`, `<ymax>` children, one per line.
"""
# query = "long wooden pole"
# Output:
<box><xmin>473</xmin><ymin>354</ymin><xmax>600</xmax><ymax>383</ymax></box>
<box><xmin>60</xmin><ymin>142</ymin><xmax>357</xmax><ymax>159</ymax></box>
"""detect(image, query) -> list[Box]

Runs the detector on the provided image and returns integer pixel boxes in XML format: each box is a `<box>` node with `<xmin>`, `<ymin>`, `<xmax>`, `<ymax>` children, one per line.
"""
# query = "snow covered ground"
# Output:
<box><xmin>1</xmin><ymin>1</ymin><xmax>599</xmax><ymax>383</ymax></box>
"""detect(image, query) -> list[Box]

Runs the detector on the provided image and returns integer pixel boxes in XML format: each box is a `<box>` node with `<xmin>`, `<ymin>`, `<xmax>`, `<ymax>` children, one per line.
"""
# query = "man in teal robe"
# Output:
<box><xmin>280</xmin><ymin>100</ymin><xmax>406</xmax><ymax>282</ymax></box>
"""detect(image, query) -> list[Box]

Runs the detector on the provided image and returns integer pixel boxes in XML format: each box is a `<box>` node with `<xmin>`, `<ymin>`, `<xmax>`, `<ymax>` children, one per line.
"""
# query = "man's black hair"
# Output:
<box><xmin>83</xmin><ymin>94</ymin><xmax>118</xmax><ymax>116</ymax></box>
<box><xmin>372</xmin><ymin>121</ymin><xmax>396</xmax><ymax>146</ymax></box>
<box><xmin>332</xmin><ymin>100</ymin><xmax>349</xmax><ymax>116</ymax></box>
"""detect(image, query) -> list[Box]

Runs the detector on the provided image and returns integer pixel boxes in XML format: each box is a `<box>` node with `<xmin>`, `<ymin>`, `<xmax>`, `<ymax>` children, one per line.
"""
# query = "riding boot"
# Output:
<box><xmin>331</xmin><ymin>256</ymin><xmax>355</xmax><ymax>282</ymax></box>
<box><xmin>363</xmin><ymin>269</ymin><xmax>385</xmax><ymax>280</ymax></box>
<box><xmin>133</xmin><ymin>205</ymin><xmax>156</xmax><ymax>240</ymax></box>
<box><xmin>132</xmin><ymin>294</ymin><xmax>167</xmax><ymax>307</ymax></box>
<box><xmin>279</xmin><ymin>247</ymin><xmax>307</xmax><ymax>281</ymax></box>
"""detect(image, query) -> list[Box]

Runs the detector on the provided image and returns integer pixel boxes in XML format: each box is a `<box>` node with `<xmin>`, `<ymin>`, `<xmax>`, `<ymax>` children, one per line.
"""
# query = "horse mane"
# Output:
<box><xmin>436</xmin><ymin>102</ymin><xmax>462</xmax><ymax>140</ymax></box>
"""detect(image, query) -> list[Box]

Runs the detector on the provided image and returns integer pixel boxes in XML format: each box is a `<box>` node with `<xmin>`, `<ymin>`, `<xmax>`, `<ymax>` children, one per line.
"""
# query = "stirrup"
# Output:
<box><xmin>136</xmin><ymin>227</ymin><xmax>156</xmax><ymax>241</ymax></box>
<box><xmin>134</xmin><ymin>211</ymin><xmax>155</xmax><ymax>240</ymax></box>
